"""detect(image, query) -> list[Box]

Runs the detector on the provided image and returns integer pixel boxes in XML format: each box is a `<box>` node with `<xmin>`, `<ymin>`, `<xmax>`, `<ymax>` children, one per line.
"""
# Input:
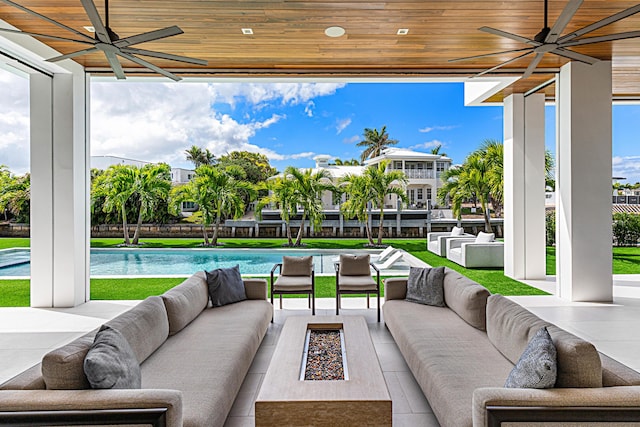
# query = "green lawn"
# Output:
<box><xmin>4</xmin><ymin>237</ymin><xmax>639</xmax><ymax>307</ymax></box>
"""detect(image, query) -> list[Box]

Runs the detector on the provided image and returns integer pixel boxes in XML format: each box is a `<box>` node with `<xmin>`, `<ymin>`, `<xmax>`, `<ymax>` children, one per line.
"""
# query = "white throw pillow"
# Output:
<box><xmin>475</xmin><ymin>231</ymin><xmax>495</xmax><ymax>243</ymax></box>
<box><xmin>451</xmin><ymin>226</ymin><xmax>464</xmax><ymax>236</ymax></box>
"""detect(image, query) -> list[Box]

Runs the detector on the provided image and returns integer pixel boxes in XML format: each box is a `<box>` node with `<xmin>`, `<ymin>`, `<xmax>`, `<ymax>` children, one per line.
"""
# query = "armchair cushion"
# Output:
<box><xmin>339</xmin><ymin>254</ymin><xmax>371</xmax><ymax>276</ymax></box>
<box><xmin>475</xmin><ymin>231</ymin><xmax>495</xmax><ymax>243</ymax></box>
<box><xmin>337</xmin><ymin>274</ymin><xmax>377</xmax><ymax>291</ymax></box>
<box><xmin>281</xmin><ymin>256</ymin><xmax>313</xmax><ymax>276</ymax></box>
<box><xmin>205</xmin><ymin>265</ymin><xmax>247</xmax><ymax>307</ymax></box>
<box><xmin>273</xmin><ymin>275</ymin><xmax>313</xmax><ymax>291</ymax></box>
<box><xmin>451</xmin><ymin>226</ymin><xmax>464</xmax><ymax>236</ymax></box>
<box><xmin>504</xmin><ymin>326</ymin><xmax>557</xmax><ymax>389</ymax></box>
<box><xmin>406</xmin><ymin>266</ymin><xmax>446</xmax><ymax>307</ymax></box>
<box><xmin>84</xmin><ymin>325</ymin><xmax>141</xmax><ymax>390</ymax></box>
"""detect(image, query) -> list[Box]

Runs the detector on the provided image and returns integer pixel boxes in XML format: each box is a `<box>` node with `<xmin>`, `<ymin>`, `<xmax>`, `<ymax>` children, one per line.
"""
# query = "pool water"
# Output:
<box><xmin>0</xmin><ymin>248</ymin><xmax>373</xmax><ymax>277</ymax></box>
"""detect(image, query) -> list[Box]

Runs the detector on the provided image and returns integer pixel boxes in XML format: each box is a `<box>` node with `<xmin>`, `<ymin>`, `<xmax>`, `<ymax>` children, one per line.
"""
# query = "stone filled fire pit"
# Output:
<box><xmin>301</xmin><ymin>329</ymin><xmax>347</xmax><ymax>381</ymax></box>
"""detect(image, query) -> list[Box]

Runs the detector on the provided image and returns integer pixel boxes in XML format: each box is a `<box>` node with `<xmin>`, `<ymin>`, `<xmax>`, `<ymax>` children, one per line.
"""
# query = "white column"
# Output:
<box><xmin>503</xmin><ymin>93</ymin><xmax>546</xmax><ymax>280</ymax></box>
<box><xmin>29</xmin><ymin>70</ymin><xmax>89</xmax><ymax>307</ymax></box>
<box><xmin>556</xmin><ymin>61</ymin><xmax>613</xmax><ymax>302</ymax></box>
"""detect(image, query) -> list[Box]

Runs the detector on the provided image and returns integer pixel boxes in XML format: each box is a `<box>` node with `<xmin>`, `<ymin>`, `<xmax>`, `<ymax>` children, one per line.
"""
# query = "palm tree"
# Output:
<box><xmin>171</xmin><ymin>165</ymin><xmax>255</xmax><ymax>246</ymax></box>
<box><xmin>437</xmin><ymin>165</ymin><xmax>471</xmax><ymax>221</ymax></box>
<box><xmin>364</xmin><ymin>160</ymin><xmax>408</xmax><ymax>245</ymax></box>
<box><xmin>475</xmin><ymin>139</ymin><xmax>504</xmax><ymax>218</ymax></box>
<box><xmin>92</xmin><ymin>165</ymin><xmax>137</xmax><ymax>245</ymax></box>
<box><xmin>285</xmin><ymin>166</ymin><xmax>334</xmax><ymax>246</ymax></box>
<box><xmin>339</xmin><ymin>174</ymin><xmax>375</xmax><ymax>245</ymax></box>
<box><xmin>0</xmin><ymin>172</ymin><xmax>30</xmax><ymax>223</ymax></box>
<box><xmin>430</xmin><ymin>144</ymin><xmax>447</xmax><ymax>157</ymax></box>
<box><xmin>357</xmin><ymin>126</ymin><xmax>398</xmax><ymax>163</ymax></box>
<box><xmin>255</xmin><ymin>176</ymin><xmax>298</xmax><ymax>246</ymax></box>
<box><xmin>185</xmin><ymin>145</ymin><xmax>216</xmax><ymax>169</ymax></box>
<box><xmin>130</xmin><ymin>163</ymin><xmax>172</xmax><ymax>245</ymax></box>
<box><xmin>465</xmin><ymin>153</ymin><xmax>493</xmax><ymax>232</ymax></box>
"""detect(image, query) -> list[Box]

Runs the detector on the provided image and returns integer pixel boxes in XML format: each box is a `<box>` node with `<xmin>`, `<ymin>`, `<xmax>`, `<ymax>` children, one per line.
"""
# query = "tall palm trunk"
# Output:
<box><xmin>132</xmin><ymin>207</ymin><xmax>143</xmax><ymax>245</ymax></box>
<box><xmin>121</xmin><ymin>205</ymin><xmax>131</xmax><ymax>245</ymax></box>
<box><xmin>202</xmin><ymin>225</ymin><xmax>210</xmax><ymax>246</ymax></box>
<box><xmin>481</xmin><ymin>196</ymin><xmax>492</xmax><ymax>232</ymax></box>
<box><xmin>285</xmin><ymin>222</ymin><xmax>293</xmax><ymax>246</ymax></box>
<box><xmin>364</xmin><ymin>214</ymin><xmax>375</xmax><ymax>245</ymax></box>
<box><xmin>212</xmin><ymin>216</ymin><xmax>221</xmax><ymax>246</ymax></box>
<box><xmin>377</xmin><ymin>206</ymin><xmax>385</xmax><ymax>245</ymax></box>
<box><xmin>294</xmin><ymin>213</ymin><xmax>307</xmax><ymax>246</ymax></box>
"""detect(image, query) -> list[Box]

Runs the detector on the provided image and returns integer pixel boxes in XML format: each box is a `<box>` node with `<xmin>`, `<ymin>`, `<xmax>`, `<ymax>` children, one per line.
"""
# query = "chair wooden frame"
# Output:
<box><xmin>334</xmin><ymin>261</ymin><xmax>381</xmax><ymax>322</ymax></box>
<box><xmin>270</xmin><ymin>262</ymin><xmax>315</xmax><ymax>322</ymax></box>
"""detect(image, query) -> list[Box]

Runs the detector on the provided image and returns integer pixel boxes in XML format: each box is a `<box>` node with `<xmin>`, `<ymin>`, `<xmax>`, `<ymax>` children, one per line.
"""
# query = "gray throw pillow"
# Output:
<box><xmin>205</xmin><ymin>264</ymin><xmax>247</xmax><ymax>307</ymax></box>
<box><xmin>505</xmin><ymin>326</ymin><xmax>557</xmax><ymax>389</ymax></box>
<box><xmin>84</xmin><ymin>325</ymin><xmax>141</xmax><ymax>389</ymax></box>
<box><xmin>405</xmin><ymin>266</ymin><xmax>445</xmax><ymax>307</ymax></box>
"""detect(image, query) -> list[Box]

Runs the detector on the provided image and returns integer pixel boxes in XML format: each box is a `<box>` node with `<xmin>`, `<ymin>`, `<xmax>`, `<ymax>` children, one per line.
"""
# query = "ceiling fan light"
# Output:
<box><xmin>325</xmin><ymin>26</ymin><xmax>345</xmax><ymax>38</ymax></box>
<box><xmin>84</xmin><ymin>26</ymin><xmax>95</xmax><ymax>32</ymax></box>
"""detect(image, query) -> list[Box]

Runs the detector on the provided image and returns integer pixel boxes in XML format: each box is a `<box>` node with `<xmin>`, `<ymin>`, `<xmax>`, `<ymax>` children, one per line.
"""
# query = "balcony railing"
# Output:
<box><xmin>399</xmin><ymin>169</ymin><xmax>435</xmax><ymax>179</ymax></box>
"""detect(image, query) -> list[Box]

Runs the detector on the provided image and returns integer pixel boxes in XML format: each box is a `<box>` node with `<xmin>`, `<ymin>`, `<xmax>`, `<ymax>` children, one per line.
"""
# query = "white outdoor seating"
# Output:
<box><xmin>445</xmin><ymin>231</ymin><xmax>504</xmax><ymax>268</ymax></box>
<box><xmin>371</xmin><ymin>246</ymin><xmax>397</xmax><ymax>263</ymax></box>
<box><xmin>373</xmin><ymin>250</ymin><xmax>404</xmax><ymax>270</ymax></box>
<box><xmin>427</xmin><ymin>226</ymin><xmax>473</xmax><ymax>257</ymax></box>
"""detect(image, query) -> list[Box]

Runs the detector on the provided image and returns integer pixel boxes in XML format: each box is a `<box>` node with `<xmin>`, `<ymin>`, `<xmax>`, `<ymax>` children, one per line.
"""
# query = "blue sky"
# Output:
<box><xmin>1</xmin><ymin>67</ymin><xmax>639</xmax><ymax>183</ymax></box>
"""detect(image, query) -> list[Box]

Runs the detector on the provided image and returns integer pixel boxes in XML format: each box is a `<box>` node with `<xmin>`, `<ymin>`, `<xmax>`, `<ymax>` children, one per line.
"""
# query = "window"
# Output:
<box><xmin>426</xmin><ymin>188</ymin><xmax>432</xmax><ymax>201</ymax></box>
<box><xmin>182</xmin><ymin>201</ymin><xmax>196</xmax><ymax>210</ymax></box>
<box><xmin>394</xmin><ymin>161</ymin><xmax>402</xmax><ymax>170</ymax></box>
<box><xmin>417</xmin><ymin>188</ymin><xmax>423</xmax><ymax>200</ymax></box>
<box><xmin>436</xmin><ymin>162</ymin><xmax>447</xmax><ymax>172</ymax></box>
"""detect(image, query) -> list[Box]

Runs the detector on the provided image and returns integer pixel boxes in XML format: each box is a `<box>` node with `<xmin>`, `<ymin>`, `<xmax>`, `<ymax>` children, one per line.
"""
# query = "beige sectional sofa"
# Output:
<box><xmin>383</xmin><ymin>269</ymin><xmax>640</xmax><ymax>427</ymax></box>
<box><xmin>0</xmin><ymin>272</ymin><xmax>272</xmax><ymax>427</ymax></box>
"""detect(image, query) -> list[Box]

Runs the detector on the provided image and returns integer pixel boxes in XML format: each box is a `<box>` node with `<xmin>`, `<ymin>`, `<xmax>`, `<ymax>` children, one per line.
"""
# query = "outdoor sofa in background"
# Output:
<box><xmin>426</xmin><ymin>225</ymin><xmax>474</xmax><ymax>256</ymax></box>
<box><xmin>383</xmin><ymin>268</ymin><xmax>640</xmax><ymax>427</ymax></box>
<box><xmin>445</xmin><ymin>231</ymin><xmax>504</xmax><ymax>268</ymax></box>
<box><xmin>0</xmin><ymin>272</ymin><xmax>272</xmax><ymax>426</ymax></box>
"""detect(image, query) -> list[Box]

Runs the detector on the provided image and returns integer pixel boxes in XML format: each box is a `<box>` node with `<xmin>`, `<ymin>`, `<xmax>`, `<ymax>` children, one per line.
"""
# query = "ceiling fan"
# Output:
<box><xmin>0</xmin><ymin>0</ymin><xmax>208</xmax><ymax>81</ymax></box>
<box><xmin>450</xmin><ymin>0</ymin><xmax>640</xmax><ymax>78</ymax></box>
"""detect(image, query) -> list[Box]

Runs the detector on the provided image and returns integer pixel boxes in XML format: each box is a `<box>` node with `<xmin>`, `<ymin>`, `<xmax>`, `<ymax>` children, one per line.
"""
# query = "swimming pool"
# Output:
<box><xmin>0</xmin><ymin>248</ymin><xmax>389</xmax><ymax>277</ymax></box>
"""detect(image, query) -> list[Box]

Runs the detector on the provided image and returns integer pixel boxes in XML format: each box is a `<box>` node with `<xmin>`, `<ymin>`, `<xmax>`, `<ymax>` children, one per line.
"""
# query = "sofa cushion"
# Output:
<box><xmin>162</xmin><ymin>272</ymin><xmax>209</xmax><ymax>335</ymax></box>
<box><xmin>406</xmin><ymin>266</ymin><xmax>445</xmax><ymax>307</ymax></box>
<box><xmin>475</xmin><ymin>231</ymin><xmax>495</xmax><ymax>243</ymax></box>
<box><xmin>487</xmin><ymin>295</ymin><xmax>602</xmax><ymax>388</ymax></box>
<box><xmin>339</xmin><ymin>254</ymin><xmax>371</xmax><ymax>276</ymax></box>
<box><xmin>442</xmin><ymin>268</ymin><xmax>491</xmax><ymax>330</ymax></box>
<box><xmin>84</xmin><ymin>325</ymin><xmax>141</xmax><ymax>389</ymax></box>
<box><xmin>42</xmin><ymin>334</ymin><xmax>94</xmax><ymax>390</ymax></box>
<box><xmin>105</xmin><ymin>296</ymin><xmax>169</xmax><ymax>364</ymax></box>
<box><xmin>451</xmin><ymin>226</ymin><xmax>464</xmax><ymax>236</ymax></box>
<box><xmin>504</xmin><ymin>326</ymin><xmax>557</xmax><ymax>389</ymax></box>
<box><xmin>281</xmin><ymin>256</ymin><xmax>313</xmax><ymax>276</ymax></box>
<box><xmin>205</xmin><ymin>265</ymin><xmax>247</xmax><ymax>307</ymax></box>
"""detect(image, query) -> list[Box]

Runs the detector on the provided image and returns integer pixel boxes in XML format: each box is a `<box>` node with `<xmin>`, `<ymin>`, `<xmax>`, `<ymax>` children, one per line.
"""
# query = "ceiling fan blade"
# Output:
<box><xmin>80</xmin><ymin>0</ymin><xmax>111</xmax><ymax>43</ymax></box>
<box><xmin>479</xmin><ymin>26</ymin><xmax>540</xmax><ymax>45</ymax></box>
<box><xmin>104</xmin><ymin>51</ymin><xmax>126</xmax><ymax>79</ymax></box>
<box><xmin>546</xmin><ymin>0</ymin><xmax>583</xmax><ymax>43</ymax></box>
<box><xmin>449</xmin><ymin>47</ymin><xmax>533</xmax><ymax>63</ymax></box>
<box><xmin>0</xmin><ymin>27</ymin><xmax>95</xmax><ymax>45</ymax></box>
<box><xmin>47</xmin><ymin>47</ymin><xmax>99</xmax><ymax>62</ymax></box>
<box><xmin>551</xmin><ymin>47</ymin><xmax>599</xmax><ymax>65</ymax></box>
<box><xmin>121</xmin><ymin>47</ymin><xmax>208</xmax><ymax>66</ymax></box>
<box><xmin>472</xmin><ymin>50</ymin><xmax>534</xmax><ymax>78</ymax></box>
<box><xmin>562</xmin><ymin>31</ymin><xmax>640</xmax><ymax>48</ymax></box>
<box><xmin>522</xmin><ymin>52</ymin><xmax>545</xmax><ymax>79</ymax></box>
<box><xmin>0</xmin><ymin>0</ymin><xmax>95</xmax><ymax>42</ymax></box>
<box><xmin>114</xmin><ymin>26</ymin><xmax>184</xmax><ymax>48</ymax></box>
<box><xmin>559</xmin><ymin>4</ymin><xmax>640</xmax><ymax>43</ymax></box>
<box><xmin>118</xmin><ymin>52</ymin><xmax>182</xmax><ymax>81</ymax></box>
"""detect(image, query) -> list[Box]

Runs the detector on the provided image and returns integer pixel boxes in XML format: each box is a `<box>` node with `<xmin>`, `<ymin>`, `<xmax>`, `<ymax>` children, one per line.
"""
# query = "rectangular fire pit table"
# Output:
<box><xmin>255</xmin><ymin>315</ymin><xmax>392</xmax><ymax>426</ymax></box>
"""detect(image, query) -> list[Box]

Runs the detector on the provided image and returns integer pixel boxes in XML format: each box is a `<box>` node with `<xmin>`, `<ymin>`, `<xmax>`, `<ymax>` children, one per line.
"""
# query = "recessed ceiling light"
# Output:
<box><xmin>325</xmin><ymin>26</ymin><xmax>345</xmax><ymax>38</ymax></box>
<box><xmin>84</xmin><ymin>25</ymin><xmax>95</xmax><ymax>32</ymax></box>
<box><xmin>397</xmin><ymin>28</ymin><xmax>409</xmax><ymax>35</ymax></box>
<box><xmin>242</xmin><ymin>28</ymin><xmax>253</xmax><ymax>35</ymax></box>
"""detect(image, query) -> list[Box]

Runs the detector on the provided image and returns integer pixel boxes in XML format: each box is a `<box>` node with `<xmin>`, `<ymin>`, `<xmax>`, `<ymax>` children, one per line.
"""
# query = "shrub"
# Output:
<box><xmin>545</xmin><ymin>210</ymin><xmax>556</xmax><ymax>246</ymax></box>
<box><xmin>612</xmin><ymin>212</ymin><xmax>640</xmax><ymax>246</ymax></box>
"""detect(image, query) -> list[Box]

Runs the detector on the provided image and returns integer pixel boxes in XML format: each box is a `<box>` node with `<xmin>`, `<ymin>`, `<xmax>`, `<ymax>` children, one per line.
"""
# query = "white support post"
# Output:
<box><xmin>556</xmin><ymin>61</ymin><xmax>613</xmax><ymax>302</ymax></box>
<box><xmin>503</xmin><ymin>93</ymin><xmax>546</xmax><ymax>280</ymax></box>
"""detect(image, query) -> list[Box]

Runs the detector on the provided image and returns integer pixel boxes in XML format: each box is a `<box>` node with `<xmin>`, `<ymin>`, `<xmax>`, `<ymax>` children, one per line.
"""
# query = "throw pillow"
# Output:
<box><xmin>504</xmin><ymin>326</ymin><xmax>557</xmax><ymax>389</ymax></box>
<box><xmin>84</xmin><ymin>325</ymin><xmax>141</xmax><ymax>389</ymax></box>
<box><xmin>405</xmin><ymin>266</ymin><xmax>446</xmax><ymax>307</ymax></box>
<box><xmin>205</xmin><ymin>264</ymin><xmax>247</xmax><ymax>307</ymax></box>
<box><xmin>281</xmin><ymin>256</ymin><xmax>313</xmax><ymax>276</ymax></box>
<box><xmin>475</xmin><ymin>231</ymin><xmax>495</xmax><ymax>243</ymax></box>
<box><xmin>339</xmin><ymin>254</ymin><xmax>371</xmax><ymax>276</ymax></box>
<box><xmin>451</xmin><ymin>226</ymin><xmax>464</xmax><ymax>236</ymax></box>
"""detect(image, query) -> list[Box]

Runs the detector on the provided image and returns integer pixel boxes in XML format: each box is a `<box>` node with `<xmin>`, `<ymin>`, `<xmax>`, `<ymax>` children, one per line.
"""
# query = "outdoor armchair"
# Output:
<box><xmin>335</xmin><ymin>254</ymin><xmax>381</xmax><ymax>322</ymax></box>
<box><xmin>426</xmin><ymin>226</ymin><xmax>473</xmax><ymax>256</ymax></box>
<box><xmin>270</xmin><ymin>256</ymin><xmax>315</xmax><ymax>321</ymax></box>
<box><xmin>446</xmin><ymin>232</ymin><xmax>504</xmax><ymax>268</ymax></box>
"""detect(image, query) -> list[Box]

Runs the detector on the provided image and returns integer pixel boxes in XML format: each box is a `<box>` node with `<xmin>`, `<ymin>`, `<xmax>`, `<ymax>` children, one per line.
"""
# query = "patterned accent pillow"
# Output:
<box><xmin>205</xmin><ymin>264</ymin><xmax>247</xmax><ymax>307</ymax></box>
<box><xmin>84</xmin><ymin>325</ymin><xmax>141</xmax><ymax>389</ymax></box>
<box><xmin>405</xmin><ymin>266</ymin><xmax>446</xmax><ymax>307</ymax></box>
<box><xmin>504</xmin><ymin>326</ymin><xmax>557</xmax><ymax>388</ymax></box>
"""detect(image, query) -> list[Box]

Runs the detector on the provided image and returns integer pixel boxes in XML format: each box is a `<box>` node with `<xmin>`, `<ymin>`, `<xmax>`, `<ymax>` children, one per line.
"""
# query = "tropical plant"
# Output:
<box><xmin>338</xmin><ymin>174</ymin><xmax>376</xmax><ymax>245</ymax></box>
<box><xmin>0</xmin><ymin>170</ymin><xmax>30</xmax><ymax>223</ymax></box>
<box><xmin>437</xmin><ymin>165</ymin><xmax>470</xmax><ymax>220</ymax></box>
<box><xmin>363</xmin><ymin>160</ymin><xmax>408</xmax><ymax>245</ymax></box>
<box><xmin>475</xmin><ymin>139</ymin><xmax>504</xmax><ymax>218</ymax></box>
<box><xmin>356</xmin><ymin>126</ymin><xmax>398</xmax><ymax>162</ymax></box>
<box><xmin>216</xmin><ymin>151</ymin><xmax>277</xmax><ymax>185</ymax></box>
<box><xmin>430</xmin><ymin>144</ymin><xmax>447</xmax><ymax>157</ymax></box>
<box><xmin>285</xmin><ymin>166</ymin><xmax>334</xmax><ymax>246</ymax></box>
<box><xmin>545</xmin><ymin>150</ymin><xmax>555</xmax><ymax>191</ymax></box>
<box><xmin>545</xmin><ymin>210</ymin><xmax>556</xmax><ymax>246</ymax></box>
<box><xmin>185</xmin><ymin>145</ymin><xmax>216</xmax><ymax>169</ymax></box>
<box><xmin>613</xmin><ymin>212</ymin><xmax>640</xmax><ymax>246</ymax></box>
<box><xmin>170</xmin><ymin>165</ymin><xmax>255</xmax><ymax>246</ymax></box>
<box><xmin>255</xmin><ymin>176</ymin><xmax>298</xmax><ymax>246</ymax></box>
<box><xmin>130</xmin><ymin>163</ymin><xmax>172</xmax><ymax>245</ymax></box>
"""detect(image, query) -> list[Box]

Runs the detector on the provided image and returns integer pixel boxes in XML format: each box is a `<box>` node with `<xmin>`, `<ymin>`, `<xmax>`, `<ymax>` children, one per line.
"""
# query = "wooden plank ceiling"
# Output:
<box><xmin>1</xmin><ymin>0</ymin><xmax>640</xmax><ymax>100</ymax></box>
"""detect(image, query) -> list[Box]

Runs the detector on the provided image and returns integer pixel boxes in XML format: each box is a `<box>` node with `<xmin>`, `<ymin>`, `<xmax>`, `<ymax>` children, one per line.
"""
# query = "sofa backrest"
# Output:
<box><xmin>486</xmin><ymin>294</ymin><xmax>602</xmax><ymax>388</ymax></box>
<box><xmin>41</xmin><ymin>333</ymin><xmax>95</xmax><ymax>389</ymax></box>
<box><xmin>105</xmin><ymin>296</ymin><xmax>169</xmax><ymax>364</ymax></box>
<box><xmin>443</xmin><ymin>268</ymin><xmax>491</xmax><ymax>331</ymax></box>
<box><xmin>162</xmin><ymin>271</ymin><xmax>209</xmax><ymax>335</ymax></box>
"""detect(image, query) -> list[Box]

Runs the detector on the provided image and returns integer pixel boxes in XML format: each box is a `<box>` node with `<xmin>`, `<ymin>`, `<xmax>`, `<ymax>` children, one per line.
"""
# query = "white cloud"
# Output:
<box><xmin>410</xmin><ymin>140</ymin><xmax>445</xmax><ymax>150</ymax></box>
<box><xmin>207</xmin><ymin>82</ymin><xmax>345</xmax><ymax>107</ymax></box>
<box><xmin>304</xmin><ymin>101</ymin><xmax>315</xmax><ymax>117</ymax></box>
<box><xmin>343</xmin><ymin>135</ymin><xmax>360</xmax><ymax>144</ymax></box>
<box><xmin>419</xmin><ymin>125</ymin><xmax>456</xmax><ymax>133</ymax></box>
<box><xmin>0</xmin><ymin>69</ymin><xmax>29</xmax><ymax>174</ymax></box>
<box><xmin>336</xmin><ymin>118</ymin><xmax>351</xmax><ymax>134</ymax></box>
<box><xmin>613</xmin><ymin>156</ymin><xmax>640</xmax><ymax>183</ymax></box>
